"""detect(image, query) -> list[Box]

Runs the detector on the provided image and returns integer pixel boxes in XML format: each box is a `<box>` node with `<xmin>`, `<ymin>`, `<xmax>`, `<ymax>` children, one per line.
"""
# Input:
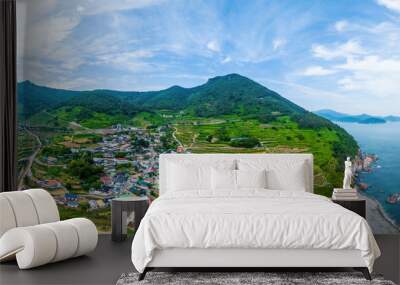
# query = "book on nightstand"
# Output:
<box><xmin>332</xmin><ymin>188</ymin><xmax>359</xmax><ymax>200</ymax></box>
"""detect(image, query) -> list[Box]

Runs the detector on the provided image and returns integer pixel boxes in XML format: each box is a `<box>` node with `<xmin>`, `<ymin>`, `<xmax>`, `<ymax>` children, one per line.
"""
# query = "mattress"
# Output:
<box><xmin>131</xmin><ymin>190</ymin><xmax>380</xmax><ymax>273</ymax></box>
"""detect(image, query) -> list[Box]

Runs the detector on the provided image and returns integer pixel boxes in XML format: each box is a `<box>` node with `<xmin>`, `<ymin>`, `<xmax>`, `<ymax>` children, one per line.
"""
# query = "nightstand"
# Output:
<box><xmin>332</xmin><ymin>198</ymin><xmax>366</xmax><ymax>218</ymax></box>
<box><xmin>111</xmin><ymin>196</ymin><xmax>149</xmax><ymax>242</ymax></box>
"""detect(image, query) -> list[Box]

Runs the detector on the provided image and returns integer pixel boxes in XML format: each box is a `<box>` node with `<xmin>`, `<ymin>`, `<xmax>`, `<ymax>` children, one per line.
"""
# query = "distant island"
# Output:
<box><xmin>314</xmin><ymin>109</ymin><xmax>400</xmax><ymax>124</ymax></box>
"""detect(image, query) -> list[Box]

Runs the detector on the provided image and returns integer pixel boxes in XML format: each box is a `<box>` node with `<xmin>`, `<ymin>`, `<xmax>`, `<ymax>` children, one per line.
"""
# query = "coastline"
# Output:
<box><xmin>358</xmin><ymin>191</ymin><xmax>400</xmax><ymax>234</ymax></box>
<box><xmin>353</xmin><ymin>151</ymin><xmax>400</xmax><ymax>233</ymax></box>
<box><xmin>336</xmin><ymin>122</ymin><xmax>400</xmax><ymax>234</ymax></box>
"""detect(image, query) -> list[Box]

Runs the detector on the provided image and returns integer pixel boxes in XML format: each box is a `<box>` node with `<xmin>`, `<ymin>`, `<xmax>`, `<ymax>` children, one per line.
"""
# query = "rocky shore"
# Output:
<box><xmin>359</xmin><ymin>192</ymin><xmax>400</xmax><ymax>234</ymax></box>
<box><xmin>353</xmin><ymin>151</ymin><xmax>377</xmax><ymax>193</ymax></box>
<box><xmin>353</xmin><ymin>151</ymin><xmax>400</xmax><ymax>233</ymax></box>
<box><xmin>353</xmin><ymin>151</ymin><xmax>378</xmax><ymax>175</ymax></box>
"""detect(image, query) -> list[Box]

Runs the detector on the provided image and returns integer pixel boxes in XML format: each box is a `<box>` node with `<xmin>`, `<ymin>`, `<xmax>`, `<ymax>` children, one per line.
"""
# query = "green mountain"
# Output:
<box><xmin>18</xmin><ymin>74</ymin><xmax>358</xmax><ymax>152</ymax></box>
<box><xmin>61</xmin><ymin>92</ymin><xmax>140</xmax><ymax>116</ymax></box>
<box><xmin>116</xmin><ymin>74</ymin><xmax>306</xmax><ymax>118</ymax></box>
<box><xmin>18</xmin><ymin>74</ymin><xmax>360</xmax><ymax>197</ymax></box>
<box><xmin>315</xmin><ymin>109</ymin><xmax>390</xmax><ymax>124</ymax></box>
<box><xmin>18</xmin><ymin>75</ymin><xmax>358</xmax><ymax>134</ymax></box>
<box><xmin>18</xmin><ymin>81</ymin><xmax>80</xmax><ymax>118</ymax></box>
<box><xmin>20</xmin><ymin>74</ymin><xmax>335</xmax><ymax>129</ymax></box>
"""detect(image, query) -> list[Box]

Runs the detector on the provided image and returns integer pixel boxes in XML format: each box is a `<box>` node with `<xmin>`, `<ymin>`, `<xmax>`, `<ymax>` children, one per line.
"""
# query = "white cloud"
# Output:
<box><xmin>338</xmin><ymin>74</ymin><xmax>400</xmax><ymax>98</ymax></box>
<box><xmin>301</xmin><ymin>66</ymin><xmax>337</xmax><ymax>76</ymax></box>
<box><xmin>17</xmin><ymin>0</ymin><xmax>164</xmax><ymax>76</ymax></box>
<box><xmin>27</xmin><ymin>14</ymin><xmax>81</xmax><ymax>56</ymax></box>
<box><xmin>376</xmin><ymin>0</ymin><xmax>400</xmax><ymax>12</ymax></box>
<box><xmin>272</xmin><ymin>38</ymin><xmax>286</xmax><ymax>50</ymax></box>
<box><xmin>48</xmin><ymin>77</ymin><xmax>99</xmax><ymax>90</ymax></box>
<box><xmin>74</xmin><ymin>0</ymin><xmax>164</xmax><ymax>16</ymax></box>
<box><xmin>207</xmin><ymin>40</ymin><xmax>221</xmax><ymax>53</ymax></box>
<box><xmin>334</xmin><ymin>20</ymin><xmax>348</xmax><ymax>32</ymax></box>
<box><xmin>96</xmin><ymin>50</ymin><xmax>157</xmax><ymax>72</ymax></box>
<box><xmin>338</xmin><ymin>55</ymin><xmax>400</xmax><ymax>72</ymax></box>
<box><xmin>221</xmin><ymin>56</ymin><xmax>232</xmax><ymax>64</ymax></box>
<box><xmin>337</xmin><ymin>55</ymin><xmax>400</xmax><ymax>97</ymax></box>
<box><xmin>76</xmin><ymin>5</ymin><xmax>85</xmax><ymax>13</ymax></box>
<box><xmin>60</xmin><ymin>57</ymin><xmax>86</xmax><ymax>70</ymax></box>
<box><xmin>312</xmin><ymin>40</ymin><xmax>365</xmax><ymax>60</ymax></box>
<box><xmin>305</xmin><ymin>16</ymin><xmax>400</xmax><ymax>112</ymax></box>
<box><xmin>257</xmin><ymin>78</ymin><xmax>346</xmax><ymax>111</ymax></box>
<box><xmin>18</xmin><ymin>0</ymin><xmax>58</xmax><ymax>19</ymax></box>
<box><xmin>98</xmin><ymin>50</ymin><xmax>154</xmax><ymax>62</ymax></box>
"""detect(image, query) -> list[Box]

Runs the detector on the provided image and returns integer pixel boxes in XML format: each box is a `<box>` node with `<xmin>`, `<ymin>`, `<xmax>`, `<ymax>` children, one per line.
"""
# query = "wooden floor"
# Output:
<box><xmin>0</xmin><ymin>235</ymin><xmax>134</xmax><ymax>285</ymax></box>
<box><xmin>0</xmin><ymin>234</ymin><xmax>398</xmax><ymax>285</ymax></box>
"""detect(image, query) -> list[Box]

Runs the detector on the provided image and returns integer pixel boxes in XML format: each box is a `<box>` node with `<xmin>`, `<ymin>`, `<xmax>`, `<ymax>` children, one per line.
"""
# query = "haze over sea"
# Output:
<box><xmin>338</xmin><ymin>122</ymin><xmax>400</xmax><ymax>227</ymax></box>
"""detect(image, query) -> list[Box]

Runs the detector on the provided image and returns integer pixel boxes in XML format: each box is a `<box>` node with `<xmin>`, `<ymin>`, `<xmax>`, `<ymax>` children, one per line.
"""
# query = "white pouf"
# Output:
<box><xmin>0</xmin><ymin>189</ymin><xmax>98</xmax><ymax>269</ymax></box>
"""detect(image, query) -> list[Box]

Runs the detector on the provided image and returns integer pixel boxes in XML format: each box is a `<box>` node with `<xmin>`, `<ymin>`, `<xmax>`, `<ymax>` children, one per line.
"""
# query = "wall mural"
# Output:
<box><xmin>16</xmin><ymin>0</ymin><xmax>400</xmax><ymax>233</ymax></box>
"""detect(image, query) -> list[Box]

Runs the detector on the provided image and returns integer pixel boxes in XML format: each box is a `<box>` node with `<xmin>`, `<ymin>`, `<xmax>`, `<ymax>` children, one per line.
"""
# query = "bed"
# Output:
<box><xmin>131</xmin><ymin>154</ymin><xmax>380</xmax><ymax>280</ymax></box>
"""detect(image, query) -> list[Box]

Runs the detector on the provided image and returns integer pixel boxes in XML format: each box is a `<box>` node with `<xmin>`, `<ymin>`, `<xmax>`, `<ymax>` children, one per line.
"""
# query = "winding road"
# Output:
<box><xmin>172</xmin><ymin>126</ymin><xmax>200</xmax><ymax>150</ymax></box>
<box><xmin>18</xmin><ymin>128</ymin><xmax>42</xmax><ymax>190</ymax></box>
<box><xmin>172</xmin><ymin>126</ymin><xmax>184</xmax><ymax>147</ymax></box>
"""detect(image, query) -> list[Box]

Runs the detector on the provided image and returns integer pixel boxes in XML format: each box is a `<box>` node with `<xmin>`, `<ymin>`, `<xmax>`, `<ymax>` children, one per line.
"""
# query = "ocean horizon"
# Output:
<box><xmin>338</xmin><ymin>122</ymin><xmax>400</xmax><ymax>228</ymax></box>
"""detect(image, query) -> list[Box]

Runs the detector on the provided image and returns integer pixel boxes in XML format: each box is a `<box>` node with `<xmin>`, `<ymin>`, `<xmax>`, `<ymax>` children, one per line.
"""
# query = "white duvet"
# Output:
<box><xmin>131</xmin><ymin>190</ymin><xmax>380</xmax><ymax>273</ymax></box>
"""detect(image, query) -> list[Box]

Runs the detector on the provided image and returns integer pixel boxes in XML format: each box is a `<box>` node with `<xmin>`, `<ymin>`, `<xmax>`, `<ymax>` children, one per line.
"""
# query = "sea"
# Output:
<box><xmin>338</xmin><ymin>122</ymin><xmax>400</xmax><ymax>227</ymax></box>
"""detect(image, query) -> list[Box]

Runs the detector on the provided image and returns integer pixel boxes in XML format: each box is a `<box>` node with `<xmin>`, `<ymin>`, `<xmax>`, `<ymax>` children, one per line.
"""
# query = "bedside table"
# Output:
<box><xmin>111</xmin><ymin>196</ymin><xmax>149</xmax><ymax>242</ymax></box>
<box><xmin>332</xmin><ymin>198</ymin><xmax>366</xmax><ymax>218</ymax></box>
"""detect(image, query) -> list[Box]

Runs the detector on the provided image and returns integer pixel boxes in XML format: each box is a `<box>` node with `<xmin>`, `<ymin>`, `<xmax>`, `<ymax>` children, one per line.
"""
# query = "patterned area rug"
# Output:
<box><xmin>116</xmin><ymin>272</ymin><xmax>395</xmax><ymax>285</ymax></box>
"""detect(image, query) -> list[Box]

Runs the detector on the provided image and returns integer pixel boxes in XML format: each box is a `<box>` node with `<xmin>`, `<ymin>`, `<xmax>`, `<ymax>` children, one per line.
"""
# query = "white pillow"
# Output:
<box><xmin>166</xmin><ymin>159</ymin><xmax>236</xmax><ymax>193</ymax></box>
<box><xmin>238</xmin><ymin>159</ymin><xmax>308</xmax><ymax>191</ymax></box>
<box><xmin>167</xmin><ymin>162</ymin><xmax>211</xmax><ymax>192</ymax></box>
<box><xmin>267</xmin><ymin>161</ymin><xmax>307</xmax><ymax>191</ymax></box>
<box><xmin>236</xmin><ymin>169</ymin><xmax>267</xmax><ymax>189</ymax></box>
<box><xmin>211</xmin><ymin>168</ymin><xmax>237</xmax><ymax>191</ymax></box>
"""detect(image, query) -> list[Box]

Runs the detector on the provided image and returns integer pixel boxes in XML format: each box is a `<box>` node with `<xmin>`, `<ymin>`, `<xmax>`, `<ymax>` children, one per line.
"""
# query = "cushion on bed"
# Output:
<box><xmin>166</xmin><ymin>159</ymin><xmax>236</xmax><ymax>192</ymax></box>
<box><xmin>237</xmin><ymin>158</ymin><xmax>308</xmax><ymax>191</ymax></box>
<box><xmin>167</xmin><ymin>163</ymin><xmax>211</xmax><ymax>191</ymax></box>
<box><xmin>211</xmin><ymin>168</ymin><xmax>268</xmax><ymax>192</ymax></box>
<box><xmin>236</xmin><ymin>169</ymin><xmax>267</xmax><ymax>189</ymax></box>
<box><xmin>211</xmin><ymin>168</ymin><xmax>236</xmax><ymax>191</ymax></box>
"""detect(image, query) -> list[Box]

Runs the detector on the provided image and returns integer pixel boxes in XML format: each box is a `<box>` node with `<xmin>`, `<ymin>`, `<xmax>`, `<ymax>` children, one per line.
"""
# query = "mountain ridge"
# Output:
<box><xmin>19</xmin><ymin>74</ymin><xmax>308</xmax><ymax>119</ymax></box>
<box><xmin>18</xmin><ymin>74</ymin><xmax>356</xmax><ymax>135</ymax></box>
<box><xmin>18</xmin><ymin>74</ymin><xmax>361</xmax><ymax>197</ymax></box>
<box><xmin>315</xmin><ymin>109</ymin><xmax>400</xmax><ymax>124</ymax></box>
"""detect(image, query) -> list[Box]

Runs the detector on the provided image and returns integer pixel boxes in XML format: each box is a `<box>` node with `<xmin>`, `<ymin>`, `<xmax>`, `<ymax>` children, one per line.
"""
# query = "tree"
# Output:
<box><xmin>215</xmin><ymin>127</ymin><xmax>230</xmax><ymax>142</ymax></box>
<box><xmin>115</xmin><ymin>152</ymin><xmax>126</xmax><ymax>158</ymax></box>
<box><xmin>68</xmin><ymin>155</ymin><xmax>103</xmax><ymax>180</ymax></box>
<box><xmin>229</xmin><ymin>137</ymin><xmax>260</xmax><ymax>148</ymax></box>
<box><xmin>258</xmin><ymin>113</ymin><xmax>276</xmax><ymax>123</ymax></box>
<box><xmin>296</xmin><ymin>134</ymin><xmax>305</xmax><ymax>141</ymax></box>
<box><xmin>134</xmin><ymin>138</ymin><xmax>150</xmax><ymax>148</ymax></box>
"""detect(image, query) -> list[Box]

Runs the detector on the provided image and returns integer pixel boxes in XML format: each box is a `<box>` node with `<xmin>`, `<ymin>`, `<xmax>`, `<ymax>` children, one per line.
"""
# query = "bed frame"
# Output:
<box><xmin>139</xmin><ymin>248</ymin><xmax>370</xmax><ymax>280</ymax></box>
<box><xmin>138</xmin><ymin>154</ymin><xmax>372</xmax><ymax>281</ymax></box>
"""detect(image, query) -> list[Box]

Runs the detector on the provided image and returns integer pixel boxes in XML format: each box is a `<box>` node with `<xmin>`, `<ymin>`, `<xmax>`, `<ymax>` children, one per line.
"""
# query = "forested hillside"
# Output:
<box><xmin>18</xmin><ymin>74</ymin><xmax>359</xmax><ymax>196</ymax></box>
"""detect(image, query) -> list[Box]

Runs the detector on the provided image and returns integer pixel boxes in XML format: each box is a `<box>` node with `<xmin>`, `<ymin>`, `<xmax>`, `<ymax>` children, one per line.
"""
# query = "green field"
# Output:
<box><xmin>59</xmin><ymin>206</ymin><xmax>111</xmax><ymax>233</ymax></box>
<box><xmin>172</xmin><ymin>114</ymin><xmax>348</xmax><ymax>197</ymax></box>
<box><xmin>53</xmin><ymin>107</ymin><xmax>131</xmax><ymax>129</ymax></box>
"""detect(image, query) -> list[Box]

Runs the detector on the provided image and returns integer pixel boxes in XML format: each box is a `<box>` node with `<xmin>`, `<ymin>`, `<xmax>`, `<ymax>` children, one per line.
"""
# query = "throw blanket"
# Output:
<box><xmin>131</xmin><ymin>190</ymin><xmax>380</xmax><ymax>272</ymax></box>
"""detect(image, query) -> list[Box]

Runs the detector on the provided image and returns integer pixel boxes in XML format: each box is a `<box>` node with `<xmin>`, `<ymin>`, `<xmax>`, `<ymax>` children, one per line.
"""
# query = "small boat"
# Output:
<box><xmin>386</xmin><ymin>193</ymin><xmax>400</xmax><ymax>204</ymax></box>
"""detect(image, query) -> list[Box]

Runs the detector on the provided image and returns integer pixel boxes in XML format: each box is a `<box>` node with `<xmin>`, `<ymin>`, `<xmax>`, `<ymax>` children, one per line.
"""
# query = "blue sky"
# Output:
<box><xmin>17</xmin><ymin>0</ymin><xmax>400</xmax><ymax>115</ymax></box>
